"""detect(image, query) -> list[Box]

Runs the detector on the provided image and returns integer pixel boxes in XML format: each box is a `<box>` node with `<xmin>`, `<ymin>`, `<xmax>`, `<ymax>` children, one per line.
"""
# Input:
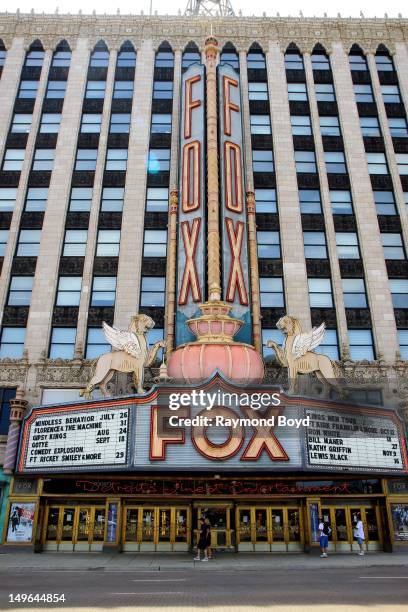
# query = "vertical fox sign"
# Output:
<box><xmin>218</xmin><ymin>63</ymin><xmax>252</xmax><ymax>343</ymax></box>
<box><xmin>176</xmin><ymin>64</ymin><xmax>206</xmax><ymax>346</ymax></box>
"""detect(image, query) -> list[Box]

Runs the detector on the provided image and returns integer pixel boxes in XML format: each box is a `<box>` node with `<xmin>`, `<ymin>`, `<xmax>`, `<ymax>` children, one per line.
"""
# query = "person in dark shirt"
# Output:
<box><xmin>205</xmin><ymin>517</ymin><xmax>212</xmax><ymax>559</ymax></box>
<box><xmin>194</xmin><ymin>517</ymin><xmax>209</xmax><ymax>561</ymax></box>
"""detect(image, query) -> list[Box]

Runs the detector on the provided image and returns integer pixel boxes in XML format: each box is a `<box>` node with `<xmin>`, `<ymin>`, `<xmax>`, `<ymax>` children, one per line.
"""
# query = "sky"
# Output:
<box><xmin>0</xmin><ymin>0</ymin><xmax>406</xmax><ymax>18</ymax></box>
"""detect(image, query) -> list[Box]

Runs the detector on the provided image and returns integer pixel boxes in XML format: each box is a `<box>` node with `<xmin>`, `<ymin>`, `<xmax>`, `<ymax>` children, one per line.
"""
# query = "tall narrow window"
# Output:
<box><xmin>303</xmin><ymin>232</ymin><xmax>327</xmax><ymax>259</ymax></box>
<box><xmin>348</xmin><ymin>329</ymin><xmax>374</xmax><ymax>360</ymax></box>
<box><xmin>56</xmin><ymin>277</ymin><xmax>82</xmax><ymax>306</ymax></box>
<box><xmin>8</xmin><ymin>277</ymin><xmax>34</xmax><ymax>306</ymax></box>
<box><xmin>308</xmin><ymin>279</ymin><xmax>333</xmax><ymax>307</ymax></box>
<box><xmin>257</xmin><ymin>232</ymin><xmax>280</xmax><ymax>258</ymax></box>
<box><xmin>96</xmin><ymin>230</ymin><xmax>120</xmax><ymax>257</ymax></box>
<box><xmin>0</xmin><ymin>328</ymin><xmax>26</xmax><ymax>358</ymax></box>
<box><xmin>25</xmin><ymin>188</ymin><xmax>48</xmax><ymax>212</ymax></box>
<box><xmin>49</xmin><ymin>328</ymin><xmax>76</xmax><ymax>359</ymax></box>
<box><xmin>91</xmin><ymin>277</ymin><xmax>117</xmax><ymax>306</ymax></box>
<box><xmin>260</xmin><ymin>278</ymin><xmax>284</xmax><ymax>307</ymax></box>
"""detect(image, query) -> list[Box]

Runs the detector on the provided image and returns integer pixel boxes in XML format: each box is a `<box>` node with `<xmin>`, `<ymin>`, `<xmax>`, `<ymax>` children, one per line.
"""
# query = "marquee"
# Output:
<box><xmin>16</xmin><ymin>376</ymin><xmax>408</xmax><ymax>475</ymax></box>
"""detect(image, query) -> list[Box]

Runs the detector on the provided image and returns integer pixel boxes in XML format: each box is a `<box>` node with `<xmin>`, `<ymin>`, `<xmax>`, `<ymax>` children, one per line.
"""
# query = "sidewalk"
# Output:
<box><xmin>1</xmin><ymin>552</ymin><xmax>408</xmax><ymax>572</ymax></box>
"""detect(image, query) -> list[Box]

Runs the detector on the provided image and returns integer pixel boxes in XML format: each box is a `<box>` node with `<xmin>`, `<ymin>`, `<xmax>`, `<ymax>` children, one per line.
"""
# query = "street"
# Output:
<box><xmin>0</xmin><ymin>565</ymin><xmax>407</xmax><ymax>611</ymax></box>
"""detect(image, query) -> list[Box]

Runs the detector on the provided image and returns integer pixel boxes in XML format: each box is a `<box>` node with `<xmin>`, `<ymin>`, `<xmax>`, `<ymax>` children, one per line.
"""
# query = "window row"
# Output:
<box><xmin>0</xmin><ymin>186</ymin><xmax>171</xmax><ymax>214</ymax></box>
<box><xmin>257</xmin><ymin>230</ymin><xmax>405</xmax><ymax>260</ymax></box>
<box><xmin>0</xmin><ymin>326</ymin><xmax>163</xmax><ymax>361</ymax></box>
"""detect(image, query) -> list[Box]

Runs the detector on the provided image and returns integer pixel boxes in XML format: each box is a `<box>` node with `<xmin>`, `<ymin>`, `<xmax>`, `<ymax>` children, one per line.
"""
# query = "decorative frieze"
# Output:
<box><xmin>0</xmin><ymin>14</ymin><xmax>407</xmax><ymax>54</ymax></box>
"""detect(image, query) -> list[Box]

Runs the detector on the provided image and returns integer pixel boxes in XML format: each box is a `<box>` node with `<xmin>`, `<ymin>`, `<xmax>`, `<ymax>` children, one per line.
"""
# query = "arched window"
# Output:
<box><xmin>284</xmin><ymin>43</ymin><xmax>303</xmax><ymax>70</ymax></box>
<box><xmin>375</xmin><ymin>45</ymin><xmax>395</xmax><ymax>72</ymax></box>
<box><xmin>182</xmin><ymin>42</ymin><xmax>200</xmax><ymax>70</ymax></box>
<box><xmin>155</xmin><ymin>42</ymin><xmax>174</xmax><ymax>68</ymax></box>
<box><xmin>348</xmin><ymin>44</ymin><xmax>368</xmax><ymax>71</ymax></box>
<box><xmin>25</xmin><ymin>40</ymin><xmax>45</xmax><ymax>67</ymax></box>
<box><xmin>220</xmin><ymin>42</ymin><xmax>239</xmax><ymax>69</ymax></box>
<box><xmin>0</xmin><ymin>39</ymin><xmax>6</xmax><ymax>70</ymax></box>
<box><xmin>117</xmin><ymin>41</ymin><xmax>136</xmax><ymax>68</ymax></box>
<box><xmin>90</xmin><ymin>40</ymin><xmax>109</xmax><ymax>68</ymax></box>
<box><xmin>311</xmin><ymin>44</ymin><xmax>330</xmax><ymax>71</ymax></box>
<box><xmin>52</xmin><ymin>40</ymin><xmax>71</xmax><ymax>68</ymax></box>
<box><xmin>247</xmin><ymin>42</ymin><xmax>265</xmax><ymax>70</ymax></box>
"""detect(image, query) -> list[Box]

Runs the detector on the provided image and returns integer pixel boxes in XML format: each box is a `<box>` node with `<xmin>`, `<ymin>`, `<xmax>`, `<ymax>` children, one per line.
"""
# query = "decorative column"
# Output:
<box><xmin>76</xmin><ymin>49</ymin><xmax>118</xmax><ymax>353</ymax></box>
<box><xmin>330</xmin><ymin>42</ymin><xmax>399</xmax><ymax>363</ymax></box>
<box><xmin>204</xmin><ymin>36</ymin><xmax>221</xmax><ymax>301</ymax></box>
<box><xmin>303</xmin><ymin>51</ymin><xmax>349</xmax><ymax>356</ymax></box>
<box><xmin>164</xmin><ymin>49</ymin><xmax>182</xmax><ymax>353</ymax></box>
<box><xmin>366</xmin><ymin>52</ymin><xmax>408</xmax><ymax>254</ymax></box>
<box><xmin>165</xmin><ymin>188</ymin><xmax>179</xmax><ymax>355</ymax></box>
<box><xmin>3</xmin><ymin>389</ymin><xmax>29</xmax><ymax>474</ymax></box>
<box><xmin>246</xmin><ymin>188</ymin><xmax>262</xmax><ymax>353</ymax></box>
<box><xmin>266</xmin><ymin>42</ymin><xmax>311</xmax><ymax>331</ymax></box>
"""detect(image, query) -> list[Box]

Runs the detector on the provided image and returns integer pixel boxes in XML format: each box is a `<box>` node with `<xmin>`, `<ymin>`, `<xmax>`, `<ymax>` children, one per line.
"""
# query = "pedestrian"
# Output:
<box><xmin>194</xmin><ymin>517</ymin><xmax>209</xmax><ymax>561</ymax></box>
<box><xmin>318</xmin><ymin>516</ymin><xmax>331</xmax><ymax>557</ymax></box>
<box><xmin>205</xmin><ymin>517</ymin><xmax>212</xmax><ymax>559</ymax></box>
<box><xmin>354</xmin><ymin>513</ymin><xmax>365</xmax><ymax>556</ymax></box>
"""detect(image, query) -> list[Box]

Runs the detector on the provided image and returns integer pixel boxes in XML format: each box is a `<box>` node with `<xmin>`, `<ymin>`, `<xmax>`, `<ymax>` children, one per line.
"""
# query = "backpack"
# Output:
<box><xmin>323</xmin><ymin>523</ymin><xmax>332</xmax><ymax>536</ymax></box>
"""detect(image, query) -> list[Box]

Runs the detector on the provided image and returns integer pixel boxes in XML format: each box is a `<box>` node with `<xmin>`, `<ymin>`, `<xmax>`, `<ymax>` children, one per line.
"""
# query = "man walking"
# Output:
<box><xmin>354</xmin><ymin>513</ymin><xmax>366</xmax><ymax>556</ymax></box>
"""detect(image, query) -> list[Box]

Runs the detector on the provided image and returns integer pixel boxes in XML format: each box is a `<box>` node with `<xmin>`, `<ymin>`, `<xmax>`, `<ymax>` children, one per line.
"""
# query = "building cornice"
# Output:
<box><xmin>0</xmin><ymin>13</ymin><xmax>407</xmax><ymax>53</ymax></box>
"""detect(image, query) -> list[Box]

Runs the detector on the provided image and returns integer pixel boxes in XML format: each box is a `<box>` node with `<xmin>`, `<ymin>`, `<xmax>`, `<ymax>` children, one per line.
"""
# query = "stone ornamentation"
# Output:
<box><xmin>266</xmin><ymin>315</ymin><xmax>343</xmax><ymax>396</ymax></box>
<box><xmin>80</xmin><ymin>315</ymin><xmax>166</xmax><ymax>399</ymax></box>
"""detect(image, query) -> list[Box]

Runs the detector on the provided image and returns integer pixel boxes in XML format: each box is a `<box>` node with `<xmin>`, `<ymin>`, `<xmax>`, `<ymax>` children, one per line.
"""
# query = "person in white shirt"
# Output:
<box><xmin>318</xmin><ymin>517</ymin><xmax>330</xmax><ymax>557</ymax></box>
<box><xmin>354</xmin><ymin>514</ymin><xmax>365</xmax><ymax>555</ymax></box>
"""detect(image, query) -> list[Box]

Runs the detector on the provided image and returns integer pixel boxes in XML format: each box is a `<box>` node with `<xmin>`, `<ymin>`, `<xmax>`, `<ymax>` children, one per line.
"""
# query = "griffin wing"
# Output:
<box><xmin>102</xmin><ymin>321</ymin><xmax>142</xmax><ymax>358</ymax></box>
<box><xmin>292</xmin><ymin>322</ymin><xmax>326</xmax><ymax>359</ymax></box>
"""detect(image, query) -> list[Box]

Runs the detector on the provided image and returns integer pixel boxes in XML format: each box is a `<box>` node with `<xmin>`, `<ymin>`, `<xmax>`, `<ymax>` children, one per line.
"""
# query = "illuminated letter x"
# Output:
<box><xmin>225</xmin><ymin>218</ymin><xmax>248</xmax><ymax>305</ymax></box>
<box><xmin>178</xmin><ymin>218</ymin><xmax>202</xmax><ymax>305</ymax></box>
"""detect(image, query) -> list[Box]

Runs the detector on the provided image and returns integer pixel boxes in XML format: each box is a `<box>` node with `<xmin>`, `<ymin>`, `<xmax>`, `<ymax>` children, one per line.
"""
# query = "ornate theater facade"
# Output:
<box><xmin>0</xmin><ymin>10</ymin><xmax>408</xmax><ymax>552</ymax></box>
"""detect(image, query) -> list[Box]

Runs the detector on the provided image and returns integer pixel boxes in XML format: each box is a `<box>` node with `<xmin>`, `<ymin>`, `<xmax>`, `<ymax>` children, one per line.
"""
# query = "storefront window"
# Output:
<box><xmin>391</xmin><ymin>504</ymin><xmax>408</xmax><ymax>541</ymax></box>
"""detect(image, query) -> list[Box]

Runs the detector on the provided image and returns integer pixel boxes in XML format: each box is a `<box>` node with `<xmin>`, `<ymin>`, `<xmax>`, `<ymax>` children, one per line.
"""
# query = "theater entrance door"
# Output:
<box><xmin>42</xmin><ymin>505</ymin><xmax>106</xmax><ymax>551</ymax></box>
<box><xmin>321</xmin><ymin>503</ymin><xmax>383</xmax><ymax>551</ymax></box>
<box><xmin>122</xmin><ymin>505</ymin><xmax>190</xmax><ymax>552</ymax></box>
<box><xmin>194</xmin><ymin>505</ymin><xmax>235</xmax><ymax>550</ymax></box>
<box><xmin>236</xmin><ymin>505</ymin><xmax>303</xmax><ymax>552</ymax></box>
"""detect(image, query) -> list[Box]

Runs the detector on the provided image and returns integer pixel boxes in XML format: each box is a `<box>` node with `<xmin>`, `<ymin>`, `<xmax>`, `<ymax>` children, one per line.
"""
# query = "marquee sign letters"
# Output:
<box><xmin>176</xmin><ymin>64</ymin><xmax>206</xmax><ymax>346</ymax></box>
<box><xmin>218</xmin><ymin>64</ymin><xmax>252</xmax><ymax>342</ymax></box>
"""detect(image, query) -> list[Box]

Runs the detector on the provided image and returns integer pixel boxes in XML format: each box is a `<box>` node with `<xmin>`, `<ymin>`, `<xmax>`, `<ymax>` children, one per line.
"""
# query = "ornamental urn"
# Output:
<box><xmin>167</xmin><ymin>301</ymin><xmax>264</xmax><ymax>383</ymax></box>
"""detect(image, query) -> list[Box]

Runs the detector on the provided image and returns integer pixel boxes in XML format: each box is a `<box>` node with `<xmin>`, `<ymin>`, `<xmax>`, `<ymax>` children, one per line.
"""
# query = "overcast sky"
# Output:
<box><xmin>1</xmin><ymin>0</ymin><xmax>406</xmax><ymax>18</ymax></box>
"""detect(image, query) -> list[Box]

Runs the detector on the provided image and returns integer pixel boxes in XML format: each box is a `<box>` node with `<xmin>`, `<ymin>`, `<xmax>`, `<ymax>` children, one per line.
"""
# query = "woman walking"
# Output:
<box><xmin>205</xmin><ymin>517</ymin><xmax>212</xmax><ymax>559</ymax></box>
<box><xmin>194</xmin><ymin>517</ymin><xmax>209</xmax><ymax>561</ymax></box>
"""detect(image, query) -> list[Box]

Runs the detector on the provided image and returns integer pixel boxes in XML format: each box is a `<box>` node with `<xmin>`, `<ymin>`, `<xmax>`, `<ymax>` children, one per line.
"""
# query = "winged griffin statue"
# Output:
<box><xmin>266</xmin><ymin>315</ymin><xmax>343</xmax><ymax>397</ymax></box>
<box><xmin>80</xmin><ymin>314</ymin><xmax>166</xmax><ymax>399</ymax></box>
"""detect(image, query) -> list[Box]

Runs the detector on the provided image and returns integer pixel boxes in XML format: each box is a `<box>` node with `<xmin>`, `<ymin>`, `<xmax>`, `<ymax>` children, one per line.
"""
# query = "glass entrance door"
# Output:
<box><xmin>195</xmin><ymin>506</ymin><xmax>234</xmax><ymax>550</ymax></box>
<box><xmin>76</xmin><ymin>508</ymin><xmax>91</xmax><ymax>550</ymax></box>
<box><xmin>60</xmin><ymin>507</ymin><xmax>75</xmax><ymax>550</ymax></box>
<box><xmin>122</xmin><ymin>506</ymin><xmax>190</xmax><ymax>552</ymax></box>
<box><xmin>322</xmin><ymin>504</ymin><xmax>382</xmax><ymax>552</ymax></box>
<box><xmin>43</xmin><ymin>505</ymin><xmax>106</xmax><ymax>551</ymax></box>
<box><xmin>236</xmin><ymin>506</ymin><xmax>303</xmax><ymax>552</ymax></box>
